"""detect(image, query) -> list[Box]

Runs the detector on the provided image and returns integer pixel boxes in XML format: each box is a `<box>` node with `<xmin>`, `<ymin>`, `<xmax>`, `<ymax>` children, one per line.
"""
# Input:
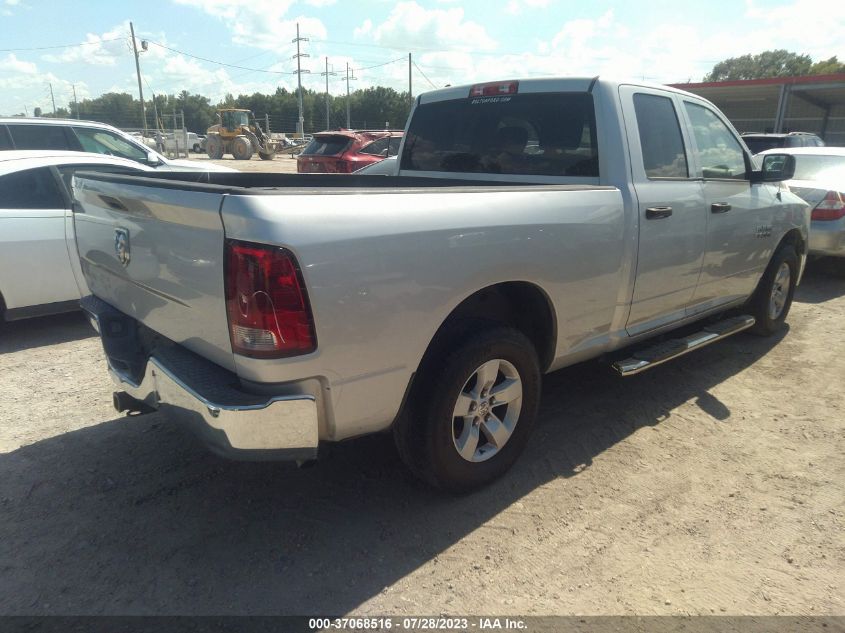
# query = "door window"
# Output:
<box><xmin>72</xmin><ymin>127</ymin><xmax>149</xmax><ymax>163</ymax></box>
<box><xmin>0</xmin><ymin>167</ymin><xmax>64</xmax><ymax>209</ymax></box>
<box><xmin>633</xmin><ymin>93</ymin><xmax>689</xmax><ymax>178</ymax></box>
<box><xmin>359</xmin><ymin>137</ymin><xmax>390</xmax><ymax>156</ymax></box>
<box><xmin>8</xmin><ymin>124</ymin><xmax>72</xmax><ymax>150</ymax></box>
<box><xmin>684</xmin><ymin>102</ymin><xmax>747</xmax><ymax>179</ymax></box>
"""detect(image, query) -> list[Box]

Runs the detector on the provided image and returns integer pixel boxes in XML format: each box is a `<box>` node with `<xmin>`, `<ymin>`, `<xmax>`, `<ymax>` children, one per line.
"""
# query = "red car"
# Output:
<box><xmin>297</xmin><ymin>129</ymin><xmax>404</xmax><ymax>173</ymax></box>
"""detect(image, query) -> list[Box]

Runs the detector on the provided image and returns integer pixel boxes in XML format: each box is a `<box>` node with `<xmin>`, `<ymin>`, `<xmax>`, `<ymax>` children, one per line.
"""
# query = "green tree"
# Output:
<box><xmin>809</xmin><ymin>56</ymin><xmax>845</xmax><ymax>75</ymax></box>
<box><xmin>703</xmin><ymin>50</ymin><xmax>812</xmax><ymax>81</ymax></box>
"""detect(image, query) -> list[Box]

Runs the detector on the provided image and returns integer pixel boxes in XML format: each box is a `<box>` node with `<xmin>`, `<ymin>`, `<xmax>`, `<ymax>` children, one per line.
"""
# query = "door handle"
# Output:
<box><xmin>645</xmin><ymin>206</ymin><xmax>673</xmax><ymax>219</ymax></box>
<box><xmin>711</xmin><ymin>202</ymin><xmax>732</xmax><ymax>213</ymax></box>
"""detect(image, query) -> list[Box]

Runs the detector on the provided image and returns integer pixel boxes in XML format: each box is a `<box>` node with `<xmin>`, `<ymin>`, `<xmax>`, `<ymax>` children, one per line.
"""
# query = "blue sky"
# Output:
<box><xmin>0</xmin><ymin>0</ymin><xmax>842</xmax><ymax>115</ymax></box>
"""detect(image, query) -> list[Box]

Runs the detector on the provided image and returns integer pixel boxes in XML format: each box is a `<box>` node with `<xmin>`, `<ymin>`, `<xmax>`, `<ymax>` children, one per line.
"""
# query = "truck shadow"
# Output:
<box><xmin>0</xmin><ymin>328</ymin><xmax>786</xmax><ymax>615</ymax></box>
<box><xmin>0</xmin><ymin>311</ymin><xmax>94</xmax><ymax>354</ymax></box>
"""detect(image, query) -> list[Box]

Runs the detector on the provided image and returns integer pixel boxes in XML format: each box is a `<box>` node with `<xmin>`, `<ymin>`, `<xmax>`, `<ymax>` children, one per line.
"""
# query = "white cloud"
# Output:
<box><xmin>42</xmin><ymin>22</ymin><xmax>131</xmax><ymax>67</ymax></box>
<box><xmin>305</xmin><ymin>0</ymin><xmax>336</xmax><ymax>6</ymax></box>
<box><xmin>506</xmin><ymin>0</ymin><xmax>549</xmax><ymax>15</ymax></box>
<box><xmin>354</xmin><ymin>1</ymin><xmax>496</xmax><ymax>52</ymax></box>
<box><xmin>0</xmin><ymin>53</ymin><xmax>37</xmax><ymax>74</ymax></box>
<box><xmin>173</xmin><ymin>0</ymin><xmax>327</xmax><ymax>51</ymax></box>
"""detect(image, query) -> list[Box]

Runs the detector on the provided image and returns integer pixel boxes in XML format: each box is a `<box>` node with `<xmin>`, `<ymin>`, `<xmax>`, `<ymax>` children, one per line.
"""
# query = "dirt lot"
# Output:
<box><xmin>0</xmin><ymin>262</ymin><xmax>842</xmax><ymax>616</ymax></box>
<box><xmin>190</xmin><ymin>152</ymin><xmax>301</xmax><ymax>173</ymax></box>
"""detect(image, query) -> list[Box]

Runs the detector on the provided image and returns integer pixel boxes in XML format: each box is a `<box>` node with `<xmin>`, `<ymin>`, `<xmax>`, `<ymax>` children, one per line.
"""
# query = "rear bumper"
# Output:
<box><xmin>809</xmin><ymin>218</ymin><xmax>845</xmax><ymax>257</ymax></box>
<box><xmin>82</xmin><ymin>296</ymin><xmax>319</xmax><ymax>461</ymax></box>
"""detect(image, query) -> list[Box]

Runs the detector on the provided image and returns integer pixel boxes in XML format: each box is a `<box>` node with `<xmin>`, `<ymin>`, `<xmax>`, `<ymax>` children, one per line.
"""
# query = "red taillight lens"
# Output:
<box><xmin>469</xmin><ymin>81</ymin><xmax>519</xmax><ymax>98</ymax></box>
<box><xmin>224</xmin><ymin>240</ymin><xmax>316</xmax><ymax>358</ymax></box>
<box><xmin>812</xmin><ymin>191</ymin><xmax>845</xmax><ymax>221</ymax></box>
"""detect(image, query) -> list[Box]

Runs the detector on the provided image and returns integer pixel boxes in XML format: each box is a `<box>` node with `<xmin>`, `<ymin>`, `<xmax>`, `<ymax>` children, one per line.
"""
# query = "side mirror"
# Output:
<box><xmin>146</xmin><ymin>152</ymin><xmax>161</xmax><ymax>166</ymax></box>
<box><xmin>751</xmin><ymin>153</ymin><xmax>795</xmax><ymax>183</ymax></box>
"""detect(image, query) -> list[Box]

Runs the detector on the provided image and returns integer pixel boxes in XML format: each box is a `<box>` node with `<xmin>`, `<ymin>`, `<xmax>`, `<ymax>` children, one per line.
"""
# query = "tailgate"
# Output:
<box><xmin>73</xmin><ymin>173</ymin><xmax>235</xmax><ymax>371</ymax></box>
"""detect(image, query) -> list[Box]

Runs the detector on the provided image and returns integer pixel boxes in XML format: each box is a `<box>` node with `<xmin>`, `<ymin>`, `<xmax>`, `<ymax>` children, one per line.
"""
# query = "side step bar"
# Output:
<box><xmin>613</xmin><ymin>315</ymin><xmax>755</xmax><ymax>376</ymax></box>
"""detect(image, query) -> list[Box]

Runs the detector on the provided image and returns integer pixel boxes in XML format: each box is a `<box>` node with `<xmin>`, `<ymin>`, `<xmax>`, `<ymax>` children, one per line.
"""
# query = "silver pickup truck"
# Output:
<box><xmin>74</xmin><ymin>78</ymin><xmax>809</xmax><ymax>491</ymax></box>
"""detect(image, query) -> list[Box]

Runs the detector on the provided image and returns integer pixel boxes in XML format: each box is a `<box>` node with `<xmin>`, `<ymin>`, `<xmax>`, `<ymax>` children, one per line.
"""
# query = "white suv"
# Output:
<box><xmin>0</xmin><ymin>118</ymin><xmax>233</xmax><ymax>172</ymax></box>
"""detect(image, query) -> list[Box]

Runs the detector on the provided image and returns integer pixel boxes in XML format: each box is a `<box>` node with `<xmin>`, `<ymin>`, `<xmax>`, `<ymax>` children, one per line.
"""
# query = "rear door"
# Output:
<box><xmin>0</xmin><ymin>166</ymin><xmax>79</xmax><ymax>311</ymax></box>
<box><xmin>619</xmin><ymin>86</ymin><xmax>707</xmax><ymax>335</ymax></box>
<box><xmin>681</xmin><ymin>99</ymin><xmax>775</xmax><ymax>312</ymax></box>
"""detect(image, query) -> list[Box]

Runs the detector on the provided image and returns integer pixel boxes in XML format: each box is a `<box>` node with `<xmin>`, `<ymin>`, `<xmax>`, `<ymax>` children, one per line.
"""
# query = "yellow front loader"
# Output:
<box><xmin>205</xmin><ymin>109</ymin><xmax>277</xmax><ymax>160</ymax></box>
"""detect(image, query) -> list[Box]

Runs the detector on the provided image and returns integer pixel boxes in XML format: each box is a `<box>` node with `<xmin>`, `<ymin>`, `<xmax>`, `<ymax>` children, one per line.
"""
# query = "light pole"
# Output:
<box><xmin>129</xmin><ymin>22</ymin><xmax>147</xmax><ymax>132</ymax></box>
<box><xmin>292</xmin><ymin>23</ymin><xmax>310</xmax><ymax>137</ymax></box>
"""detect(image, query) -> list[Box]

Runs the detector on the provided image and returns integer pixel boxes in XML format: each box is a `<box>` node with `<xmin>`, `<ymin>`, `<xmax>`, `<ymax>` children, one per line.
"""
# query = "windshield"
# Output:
<box><xmin>401</xmin><ymin>92</ymin><xmax>598</xmax><ymax>177</ymax></box>
<box><xmin>222</xmin><ymin>111</ymin><xmax>250</xmax><ymax>129</ymax></box>
<box><xmin>792</xmin><ymin>154</ymin><xmax>845</xmax><ymax>182</ymax></box>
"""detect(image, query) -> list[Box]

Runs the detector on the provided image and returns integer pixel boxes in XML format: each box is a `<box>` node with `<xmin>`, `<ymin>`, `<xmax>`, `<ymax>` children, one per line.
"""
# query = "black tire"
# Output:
<box><xmin>206</xmin><ymin>135</ymin><xmax>224</xmax><ymax>159</ymax></box>
<box><xmin>394</xmin><ymin>326</ymin><xmax>541</xmax><ymax>492</ymax></box>
<box><xmin>747</xmin><ymin>244</ymin><xmax>798</xmax><ymax>336</ymax></box>
<box><xmin>232</xmin><ymin>136</ymin><xmax>253</xmax><ymax>160</ymax></box>
<box><xmin>258</xmin><ymin>150</ymin><xmax>275</xmax><ymax>161</ymax></box>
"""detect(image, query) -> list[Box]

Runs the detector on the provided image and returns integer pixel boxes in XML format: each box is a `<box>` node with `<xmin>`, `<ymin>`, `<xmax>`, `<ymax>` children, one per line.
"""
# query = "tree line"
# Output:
<box><xmin>27</xmin><ymin>85</ymin><xmax>413</xmax><ymax>135</ymax></box>
<box><xmin>16</xmin><ymin>50</ymin><xmax>844</xmax><ymax>130</ymax></box>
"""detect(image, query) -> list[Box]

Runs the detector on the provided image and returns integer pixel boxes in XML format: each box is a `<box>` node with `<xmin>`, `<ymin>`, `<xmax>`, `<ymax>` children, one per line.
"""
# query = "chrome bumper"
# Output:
<box><xmin>83</xmin><ymin>295</ymin><xmax>319</xmax><ymax>461</ymax></box>
<box><xmin>809</xmin><ymin>219</ymin><xmax>845</xmax><ymax>257</ymax></box>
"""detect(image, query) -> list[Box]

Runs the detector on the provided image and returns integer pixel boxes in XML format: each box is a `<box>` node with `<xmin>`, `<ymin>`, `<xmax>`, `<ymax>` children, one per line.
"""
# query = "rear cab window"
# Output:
<box><xmin>302</xmin><ymin>135</ymin><xmax>352</xmax><ymax>156</ymax></box>
<box><xmin>400</xmin><ymin>90</ymin><xmax>598</xmax><ymax>178</ymax></box>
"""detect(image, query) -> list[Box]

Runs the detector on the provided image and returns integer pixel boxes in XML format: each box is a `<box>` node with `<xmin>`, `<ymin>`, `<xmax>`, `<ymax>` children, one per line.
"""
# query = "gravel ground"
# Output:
<box><xmin>0</xmin><ymin>261</ymin><xmax>842</xmax><ymax>616</ymax></box>
<box><xmin>188</xmin><ymin>152</ymin><xmax>301</xmax><ymax>173</ymax></box>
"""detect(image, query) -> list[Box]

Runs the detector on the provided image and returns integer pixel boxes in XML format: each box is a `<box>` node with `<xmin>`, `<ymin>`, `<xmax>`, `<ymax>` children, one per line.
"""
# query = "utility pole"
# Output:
<box><xmin>49</xmin><ymin>83</ymin><xmax>56</xmax><ymax>115</ymax></box>
<box><xmin>72</xmin><ymin>84</ymin><xmax>80</xmax><ymax>119</ymax></box>
<box><xmin>408</xmin><ymin>53</ymin><xmax>413</xmax><ymax>107</ymax></box>
<box><xmin>345</xmin><ymin>62</ymin><xmax>357</xmax><ymax>128</ymax></box>
<box><xmin>130</xmin><ymin>21</ymin><xmax>147</xmax><ymax>132</ymax></box>
<box><xmin>320</xmin><ymin>57</ymin><xmax>336</xmax><ymax>131</ymax></box>
<box><xmin>151</xmin><ymin>91</ymin><xmax>159</xmax><ymax>131</ymax></box>
<box><xmin>292</xmin><ymin>23</ymin><xmax>310</xmax><ymax>137</ymax></box>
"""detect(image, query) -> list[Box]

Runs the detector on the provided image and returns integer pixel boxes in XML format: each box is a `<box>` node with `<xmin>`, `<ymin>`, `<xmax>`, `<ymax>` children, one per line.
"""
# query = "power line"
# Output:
<box><xmin>0</xmin><ymin>37</ymin><xmax>126</xmax><ymax>52</ymax></box>
<box><xmin>413</xmin><ymin>61</ymin><xmax>438</xmax><ymax>89</ymax></box>
<box><xmin>145</xmin><ymin>40</ymin><xmax>290</xmax><ymax>74</ymax></box>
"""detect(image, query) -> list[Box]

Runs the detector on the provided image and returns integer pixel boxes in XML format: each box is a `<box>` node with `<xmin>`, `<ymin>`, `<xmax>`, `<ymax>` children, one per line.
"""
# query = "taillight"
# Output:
<box><xmin>469</xmin><ymin>81</ymin><xmax>519</xmax><ymax>98</ymax></box>
<box><xmin>224</xmin><ymin>240</ymin><xmax>316</xmax><ymax>358</ymax></box>
<box><xmin>812</xmin><ymin>191</ymin><xmax>845</xmax><ymax>221</ymax></box>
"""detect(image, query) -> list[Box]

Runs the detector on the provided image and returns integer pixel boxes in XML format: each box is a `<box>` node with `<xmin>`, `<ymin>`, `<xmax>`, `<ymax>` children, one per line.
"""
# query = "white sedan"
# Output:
<box><xmin>759</xmin><ymin>146</ymin><xmax>845</xmax><ymax>258</ymax></box>
<box><xmin>0</xmin><ymin>151</ymin><xmax>154</xmax><ymax>322</ymax></box>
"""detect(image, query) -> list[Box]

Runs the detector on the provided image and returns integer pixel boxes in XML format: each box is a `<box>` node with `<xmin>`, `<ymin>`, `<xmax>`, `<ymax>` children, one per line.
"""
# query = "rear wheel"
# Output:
<box><xmin>394</xmin><ymin>326</ymin><xmax>541</xmax><ymax>492</ymax></box>
<box><xmin>747</xmin><ymin>244</ymin><xmax>798</xmax><ymax>336</ymax></box>
<box><xmin>232</xmin><ymin>136</ymin><xmax>253</xmax><ymax>160</ymax></box>
<box><xmin>206</xmin><ymin>135</ymin><xmax>224</xmax><ymax>159</ymax></box>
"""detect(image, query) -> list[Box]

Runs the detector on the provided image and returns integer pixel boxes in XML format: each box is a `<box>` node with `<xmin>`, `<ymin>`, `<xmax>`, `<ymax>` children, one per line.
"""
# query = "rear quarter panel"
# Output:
<box><xmin>221</xmin><ymin>186</ymin><xmax>626</xmax><ymax>440</ymax></box>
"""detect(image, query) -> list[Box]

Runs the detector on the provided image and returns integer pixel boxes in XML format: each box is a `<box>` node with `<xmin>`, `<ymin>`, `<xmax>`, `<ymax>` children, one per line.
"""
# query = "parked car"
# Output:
<box><xmin>297</xmin><ymin>129</ymin><xmax>404</xmax><ymax>173</ymax></box>
<box><xmin>742</xmin><ymin>132</ymin><xmax>824</xmax><ymax>154</ymax></box>
<box><xmin>0</xmin><ymin>151</ymin><xmax>154</xmax><ymax>323</ymax></box>
<box><xmin>0</xmin><ymin>118</ymin><xmax>234</xmax><ymax>172</ymax></box>
<box><xmin>759</xmin><ymin>146</ymin><xmax>845</xmax><ymax>258</ymax></box>
<box><xmin>75</xmin><ymin>77</ymin><xmax>807</xmax><ymax>491</ymax></box>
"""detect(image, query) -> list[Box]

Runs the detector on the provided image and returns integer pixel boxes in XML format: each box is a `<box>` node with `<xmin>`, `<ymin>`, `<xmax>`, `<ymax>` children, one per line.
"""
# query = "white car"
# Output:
<box><xmin>0</xmin><ymin>118</ymin><xmax>234</xmax><ymax>173</ymax></box>
<box><xmin>0</xmin><ymin>151</ymin><xmax>154</xmax><ymax>322</ymax></box>
<box><xmin>759</xmin><ymin>146</ymin><xmax>845</xmax><ymax>258</ymax></box>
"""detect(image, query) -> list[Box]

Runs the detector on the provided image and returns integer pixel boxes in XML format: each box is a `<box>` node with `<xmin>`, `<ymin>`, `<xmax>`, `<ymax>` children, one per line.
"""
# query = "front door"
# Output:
<box><xmin>681</xmin><ymin>100</ymin><xmax>775</xmax><ymax>312</ymax></box>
